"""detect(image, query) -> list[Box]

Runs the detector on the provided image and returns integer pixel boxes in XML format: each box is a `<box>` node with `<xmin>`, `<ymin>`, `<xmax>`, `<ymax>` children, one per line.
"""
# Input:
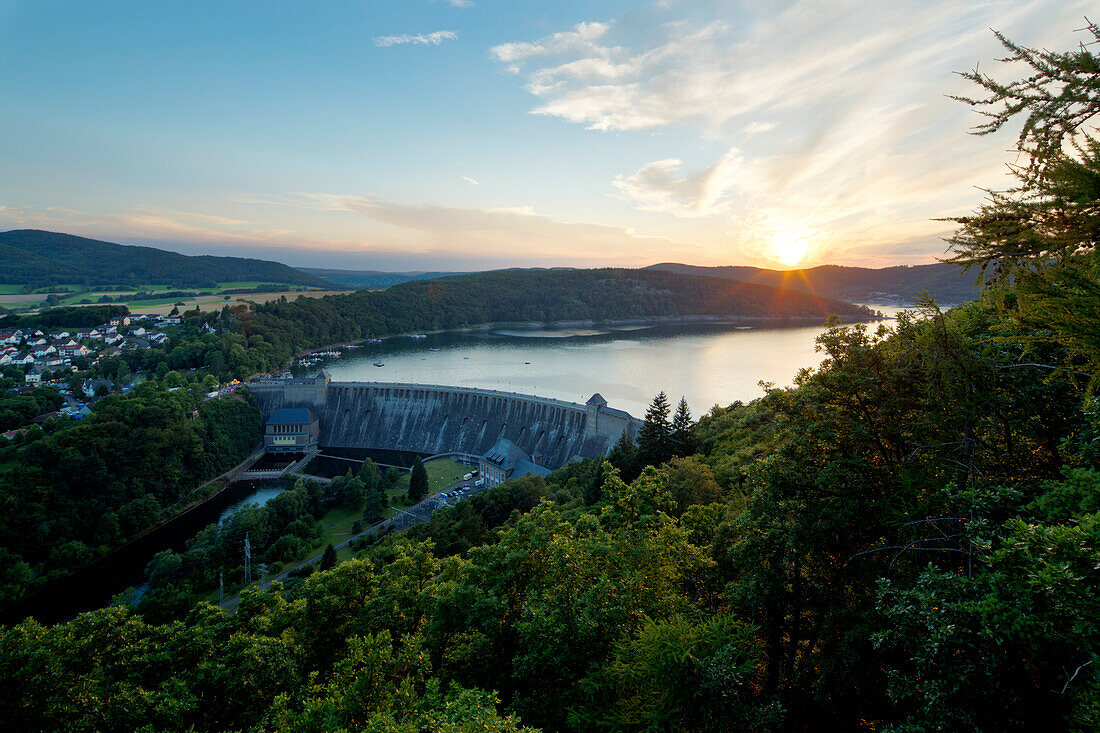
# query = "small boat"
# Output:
<box><xmin>373</xmin><ymin>361</ymin><xmax>385</xmax><ymax>367</ymax></box>
<box><xmin>429</xmin><ymin>348</ymin><xmax>440</xmax><ymax>352</ymax></box>
<box><xmin>524</xmin><ymin>361</ymin><xmax>530</xmax><ymax>365</ymax></box>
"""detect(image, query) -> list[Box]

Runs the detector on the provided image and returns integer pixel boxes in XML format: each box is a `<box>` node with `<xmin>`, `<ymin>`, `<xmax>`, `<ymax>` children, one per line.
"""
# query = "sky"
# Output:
<box><xmin>0</xmin><ymin>0</ymin><xmax>1092</xmax><ymax>271</ymax></box>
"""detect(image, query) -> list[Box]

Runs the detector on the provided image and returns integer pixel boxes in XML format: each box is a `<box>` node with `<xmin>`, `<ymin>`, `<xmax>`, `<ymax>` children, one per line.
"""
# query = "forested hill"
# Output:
<box><xmin>300</xmin><ymin>267</ymin><xmax>469</xmax><ymax>290</ymax></box>
<box><xmin>249</xmin><ymin>267</ymin><xmax>872</xmax><ymax>351</ymax></box>
<box><xmin>0</xmin><ymin>230</ymin><xmax>331</xmax><ymax>288</ymax></box>
<box><xmin>648</xmin><ymin>261</ymin><xmax>983</xmax><ymax>303</ymax></box>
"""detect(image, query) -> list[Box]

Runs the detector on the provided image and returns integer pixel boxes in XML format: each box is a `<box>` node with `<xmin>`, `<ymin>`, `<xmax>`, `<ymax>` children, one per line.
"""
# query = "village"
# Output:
<box><xmin>0</xmin><ymin>312</ymin><xmax>221</xmax><ymax>441</ymax></box>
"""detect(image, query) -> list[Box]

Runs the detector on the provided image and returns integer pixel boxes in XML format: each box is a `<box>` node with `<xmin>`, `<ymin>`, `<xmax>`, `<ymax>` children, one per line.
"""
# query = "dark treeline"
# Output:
<box><xmin>1</xmin><ymin>26</ymin><xmax>1098</xmax><ymax>733</ymax></box>
<box><xmin>0</xmin><ymin>304</ymin><xmax>130</xmax><ymax>329</ymax></box>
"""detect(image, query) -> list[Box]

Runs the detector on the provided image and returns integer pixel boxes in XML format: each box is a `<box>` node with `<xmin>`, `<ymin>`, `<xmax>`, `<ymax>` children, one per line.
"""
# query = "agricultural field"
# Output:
<box><xmin>0</xmin><ymin>283</ymin><xmax>351</xmax><ymax>314</ymax></box>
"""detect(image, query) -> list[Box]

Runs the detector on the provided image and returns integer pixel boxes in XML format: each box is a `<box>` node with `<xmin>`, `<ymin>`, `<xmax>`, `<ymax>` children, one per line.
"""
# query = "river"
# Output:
<box><xmin>294</xmin><ymin>306</ymin><xmax>909</xmax><ymax>418</ymax></box>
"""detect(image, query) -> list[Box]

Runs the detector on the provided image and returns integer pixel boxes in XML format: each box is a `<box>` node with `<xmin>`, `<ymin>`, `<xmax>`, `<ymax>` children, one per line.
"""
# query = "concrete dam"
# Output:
<box><xmin>249</xmin><ymin>371</ymin><xmax>641</xmax><ymax>470</ymax></box>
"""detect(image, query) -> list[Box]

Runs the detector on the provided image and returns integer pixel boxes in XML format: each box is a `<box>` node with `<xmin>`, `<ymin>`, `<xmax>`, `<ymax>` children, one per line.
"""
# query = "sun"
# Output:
<box><xmin>769</xmin><ymin>227</ymin><xmax>812</xmax><ymax>267</ymax></box>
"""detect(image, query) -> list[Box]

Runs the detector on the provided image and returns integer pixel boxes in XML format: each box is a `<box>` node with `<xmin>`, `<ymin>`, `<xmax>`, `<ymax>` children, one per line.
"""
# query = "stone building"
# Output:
<box><xmin>478</xmin><ymin>437</ymin><xmax>552</xmax><ymax>488</ymax></box>
<box><xmin>264</xmin><ymin>407</ymin><xmax>320</xmax><ymax>454</ymax></box>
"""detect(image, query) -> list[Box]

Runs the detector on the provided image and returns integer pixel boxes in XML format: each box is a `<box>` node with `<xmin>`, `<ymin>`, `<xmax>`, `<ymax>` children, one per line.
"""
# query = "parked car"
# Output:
<box><xmin>474</xmin><ymin>478</ymin><xmax>485</xmax><ymax>487</ymax></box>
<box><xmin>462</xmin><ymin>472</ymin><xmax>473</xmax><ymax>481</ymax></box>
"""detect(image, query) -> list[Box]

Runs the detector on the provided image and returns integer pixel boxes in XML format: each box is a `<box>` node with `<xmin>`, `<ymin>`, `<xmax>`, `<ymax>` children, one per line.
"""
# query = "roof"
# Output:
<box><xmin>586</xmin><ymin>393</ymin><xmax>608</xmax><ymax>406</ymax></box>
<box><xmin>482</xmin><ymin>438</ymin><xmax>531</xmax><ymax>471</ymax></box>
<box><xmin>267</xmin><ymin>407</ymin><xmax>315</xmax><ymax>425</ymax></box>
<box><xmin>512</xmin><ymin>458</ymin><xmax>552</xmax><ymax>479</ymax></box>
<box><xmin>482</xmin><ymin>438</ymin><xmax>550</xmax><ymax>479</ymax></box>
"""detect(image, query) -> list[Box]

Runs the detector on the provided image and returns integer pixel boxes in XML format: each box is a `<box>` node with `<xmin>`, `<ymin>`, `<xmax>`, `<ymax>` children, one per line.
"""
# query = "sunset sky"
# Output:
<box><xmin>0</xmin><ymin>1</ymin><xmax>1091</xmax><ymax>271</ymax></box>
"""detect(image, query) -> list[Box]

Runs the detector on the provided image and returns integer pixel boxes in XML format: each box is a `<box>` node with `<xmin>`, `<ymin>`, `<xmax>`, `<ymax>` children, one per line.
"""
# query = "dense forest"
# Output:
<box><xmin>648</xmin><ymin>262</ymin><xmax>984</xmax><ymax>304</ymax></box>
<box><xmin>238</xmin><ymin>268</ymin><xmax>872</xmax><ymax>370</ymax></box>
<box><xmin>300</xmin><ymin>267</ymin><xmax>469</xmax><ymax>289</ymax></box>
<box><xmin>0</xmin><ymin>230</ymin><xmax>330</xmax><ymax>288</ymax></box>
<box><xmin>0</xmin><ymin>385</ymin><xmax>262</xmax><ymax>604</ymax></box>
<box><xmin>1</xmin><ymin>25</ymin><xmax>1098</xmax><ymax>732</ymax></box>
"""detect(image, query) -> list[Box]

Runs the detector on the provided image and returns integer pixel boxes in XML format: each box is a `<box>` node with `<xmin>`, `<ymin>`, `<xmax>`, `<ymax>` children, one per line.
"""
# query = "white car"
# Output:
<box><xmin>474</xmin><ymin>478</ymin><xmax>485</xmax><ymax>487</ymax></box>
<box><xmin>462</xmin><ymin>472</ymin><xmax>473</xmax><ymax>481</ymax></box>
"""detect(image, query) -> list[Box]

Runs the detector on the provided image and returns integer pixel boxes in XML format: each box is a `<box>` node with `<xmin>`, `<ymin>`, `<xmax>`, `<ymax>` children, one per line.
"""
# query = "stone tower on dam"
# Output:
<box><xmin>248</xmin><ymin>371</ymin><xmax>641</xmax><ymax>470</ymax></box>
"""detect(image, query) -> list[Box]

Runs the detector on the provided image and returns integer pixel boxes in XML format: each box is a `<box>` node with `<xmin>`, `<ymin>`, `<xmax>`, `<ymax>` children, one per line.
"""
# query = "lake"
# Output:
<box><xmin>294</xmin><ymin>306</ymin><xmax>909</xmax><ymax>419</ymax></box>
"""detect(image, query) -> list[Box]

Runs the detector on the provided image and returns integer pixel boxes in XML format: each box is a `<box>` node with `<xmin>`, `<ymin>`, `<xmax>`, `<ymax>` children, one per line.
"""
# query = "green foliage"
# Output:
<box><xmin>408</xmin><ymin>458</ymin><xmax>429</xmax><ymax>503</ymax></box>
<box><xmin>0</xmin><ymin>229</ymin><xmax>329</xmax><ymax>288</ymax></box>
<box><xmin>0</xmin><ymin>386</ymin><xmax>263</xmax><ymax>600</ymax></box>
<box><xmin>637</xmin><ymin>391</ymin><xmax>673</xmax><ymax>468</ymax></box>
<box><xmin>319</xmin><ymin>543</ymin><xmax>337</xmax><ymax>571</ymax></box>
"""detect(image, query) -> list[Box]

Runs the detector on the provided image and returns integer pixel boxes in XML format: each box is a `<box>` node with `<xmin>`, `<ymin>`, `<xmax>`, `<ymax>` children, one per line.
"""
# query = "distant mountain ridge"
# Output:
<box><xmin>647</xmin><ymin>262</ymin><xmax>983</xmax><ymax>304</ymax></box>
<box><xmin>0</xmin><ymin>230</ymin><xmax>331</xmax><ymax>288</ymax></box>
<box><xmin>300</xmin><ymin>267</ymin><xmax>469</xmax><ymax>290</ymax></box>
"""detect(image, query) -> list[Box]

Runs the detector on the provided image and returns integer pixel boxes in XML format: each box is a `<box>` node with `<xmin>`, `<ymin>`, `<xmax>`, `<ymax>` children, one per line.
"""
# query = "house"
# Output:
<box><xmin>58</xmin><ymin>344</ymin><xmax>89</xmax><ymax>360</ymax></box>
<box><xmin>130</xmin><ymin>326</ymin><xmax>147</xmax><ymax>336</ymax></box>
<box><xmin>109</xmin><ymin>316</ymin><xmax>131</xmax><ymax>327</ymax></box>
<box><xmin>149</xmin><ymin>332</ymin><xmax>169</xmax><ymax>345</ymax></box>
<box><xmin>263</xmin><ymin>408</ymin><xmax>320</xmax><ymax>454</ymax></box>
<box><xmin>104</xmin><ymin>334</ymin><xmax>123</xmax><ymax>345</ymax></box>
<box><xmin>11</xmin><ymin>353</ymin><xmax>35</xmax><ymax>366</ymax></box>
<box><xmin>25</xmin><ymin>366</ymin><xmax>49</xmax><ymax>385</ymax></box>
<box><xmin>158</xmin><ymin>316</ymin><xmax>181</xmax><ymax>326</ymax></box>
<box><xmin>33</xmin><ymin>345</ymin><xmax>57</xmax><ymax>357</ymax></box>
<box><xmin>83</xmin><ymin>378</ymin><xmax>115</xmax><ymax>397</ymax></box>
<box><xmin>121</xmin><ymin>338</ymin><xmax>150</xmax><ymax>351</ymax></box>
<box><xmin>477</xmin><ymin>438</ymin><xmax>552</xmax><ymax>488</ymax></box>
<box><xmin>2</xmin><ymin>428</ymin><xmax>28</xmax><ymax>442</ymax></box>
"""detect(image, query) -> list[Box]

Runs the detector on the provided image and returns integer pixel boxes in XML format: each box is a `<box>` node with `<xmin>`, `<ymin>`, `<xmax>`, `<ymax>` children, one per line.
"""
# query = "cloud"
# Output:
<box><xmin>433</xmin><ymin>0</ymin><xmax>472</xmax><ymax>7</ymax></box>
<box><xmin>297</xmin><ymin>193</ymin><xmax>706</xmax><ymax>265</ymax></box>
<box><xmin>495</xmin><ymin>0</ymin><xmax>1094</xmax><ymax>266</ymax></box>
<box><xmin>612</xmin><ymin>149</ymin><xmax>743</xmax><ymax>218</ymax></box>
<box><xmin>461</xmin><ymin>175</ymin><xmax>480</xmax><ymax>187</ymax></box>
<box><xmin>374</xmin><ymin>30</ymin><xmax>457</xmax><ymax>48</ymax></box>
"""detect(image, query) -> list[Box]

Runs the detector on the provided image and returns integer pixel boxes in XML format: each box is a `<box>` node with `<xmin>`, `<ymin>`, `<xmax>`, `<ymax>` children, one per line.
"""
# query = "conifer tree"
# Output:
<box><xmin>408</xmin><ymin>458</ymin><xmax>429</xmax><ymax>503</ymax></box>
<box><xmin>607</xmin><ymin>430</ymin><xmax>641</xmax><ymax>484</ymax></box>
<box><xmin>671</xmin><ymin>396</ymin><xmax>697</xmax><ymax>456</ymax></box>
<box><xmin>637</xmin><ymin>391</ymin><xmax>673</xmax><ymax>467</ymax></box>
<box><xmin>319</xmin><ymin>543</ymin><xmax>337</xmax><ymax>571</ymax></box>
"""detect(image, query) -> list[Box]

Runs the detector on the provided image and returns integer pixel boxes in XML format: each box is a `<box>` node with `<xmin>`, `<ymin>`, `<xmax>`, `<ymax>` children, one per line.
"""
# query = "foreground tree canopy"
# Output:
<box><xmin>1</xmin><ymin>24</ymin><xmax>1099</xmax><ymax>732</ymax></box>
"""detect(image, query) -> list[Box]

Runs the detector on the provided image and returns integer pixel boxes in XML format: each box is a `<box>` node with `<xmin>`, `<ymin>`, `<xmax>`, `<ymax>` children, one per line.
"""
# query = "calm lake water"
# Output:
<box><xmin>295</xmin><ymin>306</ymin><xmax>909</xmax><ymax>419</ymax></box>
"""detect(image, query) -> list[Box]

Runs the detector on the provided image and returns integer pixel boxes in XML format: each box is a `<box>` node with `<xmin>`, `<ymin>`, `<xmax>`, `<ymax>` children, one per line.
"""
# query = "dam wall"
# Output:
<box><xmin>249</xmin><ymin>372</ymin><xmax>640</xmax><ymax>469</ymax></box>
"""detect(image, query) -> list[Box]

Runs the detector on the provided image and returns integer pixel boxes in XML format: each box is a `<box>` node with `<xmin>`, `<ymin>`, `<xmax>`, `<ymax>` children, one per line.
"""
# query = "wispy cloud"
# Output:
<box><xmin>461</xmin><ymin>175</ymin><xmax>480</xmax><ymax>187</ymax></box>
<box><xmin>434</xmin><ymin>0</ymin><xmax>473</xmax><ymax>7</ymax></box>
<box><xmin>297</xmin><ymin>193</ymin><xmax>706</xmax><ymax>265</ymax></box>
<box><xmin>493</xmin><ymin>0</ymin><xmax>1095</xmax><ymax>266</ymax></box>
<box><xmin>374</xmin><ymin>30</ymin><xmax>457</xmax><ymax>48</ymax></box>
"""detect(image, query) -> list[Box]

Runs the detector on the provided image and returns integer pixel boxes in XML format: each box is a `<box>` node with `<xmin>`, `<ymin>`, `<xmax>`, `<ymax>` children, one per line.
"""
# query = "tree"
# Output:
<box><xmin>319</xmin><ymin>543</ymin><xmax>337</xmax><ymax>571</ymax></box>
<box><xmin>947</xmin><ymin>21</ymin><xmax>1100</xmax><ymax>374</ymax></box>
<box><xmin>409</xmin><ymin>458</ymin><xmax>429</xmax><ymax>503</ymax></box>
<box><xmin>637</xmin><ymin>391</ymin><xmax>673</xmax><ymax>467</ymax></box>
<box><xmin>670</xmin><ymin>396</ymin><xmax>696</xmax><ymax>456</ymax></box>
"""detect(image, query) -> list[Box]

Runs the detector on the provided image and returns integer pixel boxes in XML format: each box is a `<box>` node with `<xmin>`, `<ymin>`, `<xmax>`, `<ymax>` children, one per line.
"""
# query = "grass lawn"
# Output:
<box><xmin>391</xmin><ymin>459</ymin><xmax>470</xmax><ymax>496</ymax></box>
<box><xmin>0</xmin><ymin>284</ymin><xmax>27</xmax><ymax>294</ymax></box>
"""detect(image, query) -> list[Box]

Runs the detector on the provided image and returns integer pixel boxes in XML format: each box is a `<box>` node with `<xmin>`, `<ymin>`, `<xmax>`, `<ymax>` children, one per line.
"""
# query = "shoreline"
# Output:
<box><xmin>293</xmin><ymin>311</ymin><xmax>885</xmax><ymax>357</ymax></box>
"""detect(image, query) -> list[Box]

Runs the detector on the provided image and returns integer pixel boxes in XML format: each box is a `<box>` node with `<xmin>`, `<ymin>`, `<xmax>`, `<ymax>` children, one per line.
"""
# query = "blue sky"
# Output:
<box><xmin>0</xmin><ymin>0</ymin><xmax>1092</xmax><ymax>270</ymax></box>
